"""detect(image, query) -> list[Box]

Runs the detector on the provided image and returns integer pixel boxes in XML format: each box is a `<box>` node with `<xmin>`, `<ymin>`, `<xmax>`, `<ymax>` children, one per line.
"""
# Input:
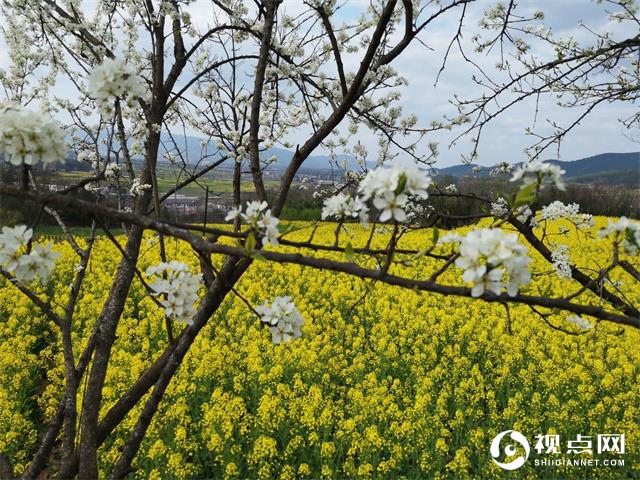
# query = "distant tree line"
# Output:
<box><xmin>1</xmin><ymin>168</ymin><xmax>637</xmax><ymax>230</ymax></box>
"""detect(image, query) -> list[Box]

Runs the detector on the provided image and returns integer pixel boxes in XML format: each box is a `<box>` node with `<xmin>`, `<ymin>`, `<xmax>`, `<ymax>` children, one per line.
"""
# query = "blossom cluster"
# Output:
<box><xmin>104</xmin><ymin>162</ymin><xmax>120</xmax><ymax>180</ymax></box>
<box><xmin>322</xmin><ymin>163</ymin><xmax>432</xmax><ymax>224</ymax></box>
<box><xmin>88</xmin><ymin>57</ymin><xmax>145</xmax><ymax>115</ymax></box>
<box><xmin>359</xmin><ymin>163</ymin><xmax>431</xmax><ymax>222</ymax></box>
<box><xmin>81</xmin><ymin>161</ymin><xmax>122</xmax><ymax>194</ymax></box>
<box><xmin>441</xmin><ymin>228</ymin><xmax>531</xmax><ymax>297</ymax></box>
<box><xmin>539</xmin><ymin>201</ymin><xmax>594</xmax><ymax>229</ymax></box>
<box><xmin>0</xmin><ymin>225</ymin><xmax>59</xmax><ymax>284</ymax></box>
<box><xmin>490</xmin><ymin>197</ymin><xmax>535</xmax><ymax>225</ymax></box>
<box><xmin>490</xmin><ymin>197</ymin><xmax>509</xmax><ymax>218</ymax></box>
<box><xmin>490</xmin><ymin>161</ymin><xmax>513</xmax><ymax>176</ymax></box>
<box><xmin>598</xmin><ymin>216</ymin><xmax>640</xmax><ymax>255</ymax></box>
<box><xmin>226</xmin><ymin>201</ymin><xmax>280</xmax><ymax>246</ymax></box>
<box><xmin>511</xmin><ymin>159</ymin><xmax>566</xmax><ymax>190</ymax></box>
<box><xmin>130</xmin><ymin>178</ymin><xmax>152</xmax><ymax>197</ymax></box>
<box><xmin>0</xmin><ymin>106</ymin><xmax>66</xmax><ymax>166</ymax></box>
<box><xmin>321</xmin><ymin>193</ymin><xmax>368</xmax><ymax>223</ymax></box>
<box><xmin>550</xmin><ymin>244</ymin><xmax>572</xmax><ymax>278</ymax></box>
<box><xmin>255</xmin><ymin>296</ymin><xmax>305</xmax><ymax>344</ymax></box>
<box><xmin>146</xmin><ymin>261</ymin><xmax>202</xmax><ymax>325</ymax></box>
<box><xmin>566</xmin><ymin>315</ymin><xmax>593</xmax><ymax>330</ymax></box>
<box><xmin>515</xmin><ymin>205</ymin><xmax>534</xmax><ymax>224</ymax></box>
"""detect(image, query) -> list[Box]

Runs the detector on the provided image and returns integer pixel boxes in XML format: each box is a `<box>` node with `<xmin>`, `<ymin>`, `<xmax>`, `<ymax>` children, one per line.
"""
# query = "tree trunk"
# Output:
<box><xmin>77</xmin><ymin>131</ymin><xmax>161</xmax><ymax>478</ymax></box>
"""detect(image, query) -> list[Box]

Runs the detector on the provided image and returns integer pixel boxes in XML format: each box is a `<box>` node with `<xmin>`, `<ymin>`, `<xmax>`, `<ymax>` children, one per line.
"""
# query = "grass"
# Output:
<box><xmin>53</xmin><ymin>171</ymin><xmax>281</xmax><ymax>195</ymax></box>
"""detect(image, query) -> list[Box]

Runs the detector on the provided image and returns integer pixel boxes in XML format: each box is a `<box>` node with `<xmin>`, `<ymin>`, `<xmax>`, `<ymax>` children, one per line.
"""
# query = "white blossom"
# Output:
<box><xmin>258</xmin><ymin>210</ymin><xmax>280</xmax><ymax>246</ymax></box>
<box><xmin>490</xmin><ymin>197</ymin><xmax>509</xmax><ymax>218</ymax></box>
<box><xmin>598</xmin><ymin>217</ymin><xmax>640</xmax><ymax>255</ymax></box>
<box><xmin>232</xmin><ymin>201</ymin><xmax>281</xmax><ymax>247</ymax></box>
<box><xmin>225</xmin><ymin>206</ymin><xmax>242</xmax><ymax>221</ymax></box>
<box><xmin>580</xmin><ymin>214</ymin><xmax>594</xmax><ymax>230</ymax></box>
<box><xmin>89</xmin><ymin>57</ymin><xmax>145</xmax><ymax>115</ymax></box>
<box><xmin>358</xmin><ymin>163</ymin><xmax>431</xmax><ymax>223</ymax></box>
<box><xmin>0</xmin><ymin>225</ymin><xmax>59</xmax><ymax>284</ymax></box>
<box><xmin>490</xmin><ymin>162</ymin><xmax>513</xmax><ymax>176</ymax></box>
<box><xmin>359</xmin><ymin>167</ymin><xmax>400</xmax><ymax>201</ymax></box>
<box><xmin>550</xmin><ymin>244</ymin><xmax>572</xmax><ymax>278</ymax></box>
<box><xmin>104</xmin><ymin>162</ymin><xmax>120</xmax><ymax>180</ymax></box>
<box><xmin>242</xmin><ymin>200</ymin><xmax>269</xmax><ymax>224</ymax></box>
<box><xmin>566</xmin><ymin>315</ymin><xmax>593</xmax><ymax>330</ymax></box>
<box><xmin>538</xmin><ymin>201</ymin><xmax>593</xmax><ymax>229</ymax></box>
<box><xmin>0</xmin><ymin>106</ymin><xmax>66</xmax><ymax>166</ymax></box>
<box><xmin>13</xmin><ymin>243</ymin><xmax>59</xmax><ymax>284</ymax></box>
<box><xmin>256</xmin><ymin>296</ymin><xmax>305</xmax><ymax>344</ymax></box>
<box><xmin>130</xmin><ymin>178</ymin><xmax>152</xmax><ymax>197</ymax></box>
<box><xmin>146</xmin><ymin>261</ymin><xmax>202</xmax><ymax>325</ymax></box>
<box><xmin>404</xmin><ymin>202</ymin><xmax>427</xmax><ymax>222</ymax></box>
<box><xmin>515</xmin><ymin>205</ymin><xmax>533</xmax><ymax>224</ymax></box>
<box><xmin>12</xmin><ymin>252</ymin><xmax>41</xmax><ymax>283</ymax></box>
<box><xmin>85</xmin><ymin>183</ymin><xmax>106</xmax><ymax>194</ymax></box>
<box><xmin>0</xmin><ymin>224</ymin><xmax>31</xmax><ymax>254</ymax></box>
<box><xmin>442</xmin><ymin>228</ymin><xmax>531</xmax><ymax>297</ymax></box>
<box><xmin>373</xmin><ymin>191</ymin><xmax>408</xmax><ymax>222</ymax></box>
<box><xmin>321</xmin><ymin>193</ymin><xmax>367</xmax><ymax>221</ymax></box>
<box><xmin>438</xmin><ymin>232</ymin><xmax>463</xmax><ymax>244</ymax></box>
<box><xmin>510</xmin><ymin>159</ymin><xmax>566</xmax><ymax>190</ymax></box>
<box><xmin>402</xmin><ymin>163</ymin><xmax>432</xmax><ymax>198</ymax></box>
<box><xmin>0</xmin><ymin>225</ymin><xmax>32</xmax><ymax>271</ymax></box>
<box><xmin>540</xmin><ymin>201</ymin><xmax>579</xmax><ymax>221</ymax></box>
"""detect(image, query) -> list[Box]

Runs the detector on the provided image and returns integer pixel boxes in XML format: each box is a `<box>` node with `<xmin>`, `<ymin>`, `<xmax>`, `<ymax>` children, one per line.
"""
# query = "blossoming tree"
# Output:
<box><xmin>0</xmin><ymin>0</ymin><xmax>638</xmax><ymax>478</ymax></box>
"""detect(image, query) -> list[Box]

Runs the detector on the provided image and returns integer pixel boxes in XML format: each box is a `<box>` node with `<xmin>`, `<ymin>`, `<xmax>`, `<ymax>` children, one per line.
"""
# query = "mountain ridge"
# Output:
<box><xmin>61</xmin><ymin>131</ymin><xmax>639</xmax><ymax>185</ymax></box>
<box><xmin>434</xmin><ymin>152</ymin><xmax>639</xmax><ymax>185</ymax></box>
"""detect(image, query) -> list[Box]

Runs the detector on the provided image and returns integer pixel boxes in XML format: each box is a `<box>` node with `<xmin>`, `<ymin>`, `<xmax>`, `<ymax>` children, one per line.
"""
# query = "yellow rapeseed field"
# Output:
<box><xmin>0</xmin><ymin>218</ymin><xmax>638</xmax><ymax>479</ymax></box>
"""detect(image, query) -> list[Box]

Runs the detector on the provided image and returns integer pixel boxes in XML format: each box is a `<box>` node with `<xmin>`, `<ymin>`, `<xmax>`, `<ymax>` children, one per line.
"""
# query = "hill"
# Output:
<box><xmin>436</xmin><ymin>152</ymin><xmax>639</xmax><ymax>185</ymax></box>
<box><xmin>55</xmin><ymin>132</ymin><xmax>363</xmax><ymax>171</ymax></box>
<box><xmin>145</xmin><ymin>134</ymin><xmax>362</xmax><ymax>171</ymax></box>
<box><xmin>54</xmin><ymin>131</ymin><xmax>638</xmax><ymax>185</ymax></box>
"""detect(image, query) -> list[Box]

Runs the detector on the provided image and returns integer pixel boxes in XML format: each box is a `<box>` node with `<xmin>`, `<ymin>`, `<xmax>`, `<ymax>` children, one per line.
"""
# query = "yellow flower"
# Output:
<box><xmin>298</xmin><ymin>463</ymin><xmax>311</xmax><ymax>477</ymax></box>
<box><xmin>224</xmin><ymin>462</ymin><xmax>239</xmax><ymax>479</ymax></box>
<box><xmin>0</xmin><ymin>220</ymin><xmax>637</xmax><ymax>479</ymax></box>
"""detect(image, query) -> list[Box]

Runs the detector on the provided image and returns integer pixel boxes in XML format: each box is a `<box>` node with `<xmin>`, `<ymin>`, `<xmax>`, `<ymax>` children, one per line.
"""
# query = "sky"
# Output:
<box><xmin>0</xmin><ymin>0</ymin><xmax>638</xmax><ymax>168</ymax></box>
<box><xmin>317</xmin><ymin>0</ymin><xmax>639</xmax><ymax>166</ymax></box>
<box><xmin>386</xmin><ymin>0</ymin><xmax>640</xmax><ymax>166</ymax></box>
